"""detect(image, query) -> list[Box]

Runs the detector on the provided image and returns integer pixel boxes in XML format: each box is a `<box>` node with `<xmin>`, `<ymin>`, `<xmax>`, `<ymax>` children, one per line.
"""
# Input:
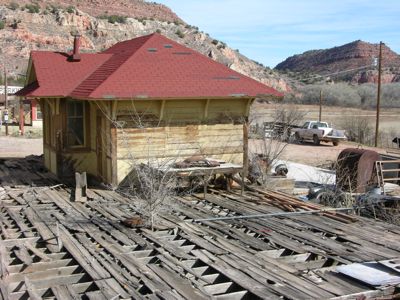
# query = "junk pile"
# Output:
<box><xmin>248</xmin><ymin>154</ymin><xmax>293</xmax><ymax>193</ymax></box>
<box><xmin>303</xmin><ymin>148</ymin><xmax>400</xmax><ymax>225</ymax></box>
<box><xmin>173</xmin><ymin>155</ymin><xmax>220</xmax><ymax>168</ymax></box>
<box><xmin>336</xmin><ymin>148</ymin><xmax>379</xmax><ymax>193</ymax></box>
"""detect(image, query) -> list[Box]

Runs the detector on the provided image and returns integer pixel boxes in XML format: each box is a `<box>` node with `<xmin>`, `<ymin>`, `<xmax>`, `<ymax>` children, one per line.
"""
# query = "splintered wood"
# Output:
<box><xmin>1</xmin><ymin>157</ymin><xmax>400</xmax><ymax>299</ymax></box>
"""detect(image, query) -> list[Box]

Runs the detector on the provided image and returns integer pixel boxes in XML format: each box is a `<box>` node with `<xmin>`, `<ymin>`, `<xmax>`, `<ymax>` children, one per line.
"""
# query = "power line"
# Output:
<box><xmin>298</xmin><ymin>63</ymin><xmax>376</xmax><ymax>82</ymax></box>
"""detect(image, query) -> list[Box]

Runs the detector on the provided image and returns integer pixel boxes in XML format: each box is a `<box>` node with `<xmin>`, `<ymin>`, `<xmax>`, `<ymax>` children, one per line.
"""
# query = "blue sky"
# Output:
<box><xmin>156</xmin><ymin>0</ymin><xmax>400</xmax><ymax>68</ymax></box>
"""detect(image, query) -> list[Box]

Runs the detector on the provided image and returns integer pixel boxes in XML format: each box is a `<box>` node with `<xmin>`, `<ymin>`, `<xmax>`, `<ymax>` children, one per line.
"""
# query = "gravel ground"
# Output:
<box><xmin>0</xmin><ymin>133</ymin><xmax>396</xmax><ymax>166</ymax></box>
<box><xmin>0</xmin><ymin>136</ymin><xmax>43</xmax><ymax>158</ymax></box>
<box><xmin>249</xmin><ymin>138</ymin><xmax>394</xmax><ymax>167</ymax></box>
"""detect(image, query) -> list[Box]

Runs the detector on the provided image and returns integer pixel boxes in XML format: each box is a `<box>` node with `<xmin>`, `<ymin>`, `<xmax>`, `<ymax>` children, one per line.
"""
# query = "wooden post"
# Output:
<box><xmin>159</xmin><ymin>99</ymin><xmax>166</xmax><ymax>121</ymax></box>
<box><xmin>319</xmin><ymin>90</ymin><xmax>323</xmax><ymax>122</ymax></box>
<box><xmin>243</xmin><ymin>119</ymin><xmax>249</xmax><ymax>181</ymax></box>
<box><xmin>75</xmin><ymin>172</ymin><xmax>87</xmax><ymax>202</ymax></box>
<box><xmin>111</xmin><ymin>125</ymin><xmax>118</xmax><ymax>186</ymax></box>
<box><xmin>4</xmin><ymin>66</ymin><xmax>8</xmax><ymax>136</ymax></box>
<box><xmin>19</xmin><ymin>99</ymin><xmax>24</xmax><ymax>135</ymax></box>
<box><xmin>374</xmin><ymin>41</ymin><xmax>383</xmax><ymax>148</ymax></box>
<box><xmin>203</xmin><ymin>175</ymin><xmax>208</xmax><ymax>199</ymax></box>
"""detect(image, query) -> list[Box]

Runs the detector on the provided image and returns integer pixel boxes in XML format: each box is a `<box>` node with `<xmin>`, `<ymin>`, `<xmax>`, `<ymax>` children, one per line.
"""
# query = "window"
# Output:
<box><xmin>67</xmin><ymin>101</ymin><xmax>85</xmax><ymax>146</ymax></box>
<box><xmin>36</xmin><ymin>104</ymin><xmax>42</xmax><ymax>120</ymax></box>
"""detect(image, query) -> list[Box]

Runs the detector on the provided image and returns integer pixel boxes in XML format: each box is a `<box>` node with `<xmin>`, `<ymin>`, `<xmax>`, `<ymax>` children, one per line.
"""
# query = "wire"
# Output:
<box><xmin>298</xmin><ymin>63</ymin><xmax>376</xmax><ymax>82</ymax></box>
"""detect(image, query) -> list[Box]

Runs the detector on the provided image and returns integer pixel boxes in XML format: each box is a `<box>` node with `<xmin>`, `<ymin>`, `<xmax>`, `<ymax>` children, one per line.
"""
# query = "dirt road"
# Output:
<box><xmin>250</xmin><ymin>138</ymin><xmax>396</xmax><ymax>167</ymax></box>
<box><xmin>0</xmin><ymin>136</ymin><xmax>43</xmax><ymax>158</ymax></box>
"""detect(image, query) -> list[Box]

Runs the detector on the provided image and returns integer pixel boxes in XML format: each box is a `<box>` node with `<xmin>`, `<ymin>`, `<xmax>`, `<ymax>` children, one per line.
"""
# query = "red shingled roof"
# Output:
<box><xmin>17</xmin><ymin>33</ymin><xmax>283</xmax><ymax>99</ymax></box>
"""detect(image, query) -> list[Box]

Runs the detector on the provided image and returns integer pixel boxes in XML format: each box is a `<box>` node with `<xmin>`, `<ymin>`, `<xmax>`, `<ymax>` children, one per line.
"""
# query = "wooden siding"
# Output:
<box><xmin>115</xmin><ymin>99</ymin><xmax>249</xmax><ymax>183</ymax></box>
<box><xmin>40</xmin><ymin>97</ymin><xmax>251</xmax><ymax>185</ymax></box>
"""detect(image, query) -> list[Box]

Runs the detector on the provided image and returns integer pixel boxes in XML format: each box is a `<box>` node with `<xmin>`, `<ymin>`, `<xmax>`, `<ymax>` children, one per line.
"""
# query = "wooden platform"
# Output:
<box><xmin>1</xmin><ymin>156</ymin><xmax>400</xmax><ymax>299</ymax></box>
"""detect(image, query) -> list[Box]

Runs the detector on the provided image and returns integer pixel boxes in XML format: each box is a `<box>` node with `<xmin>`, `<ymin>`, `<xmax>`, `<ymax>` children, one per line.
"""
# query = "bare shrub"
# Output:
<box><xmin>121</xmin><ymin>159</ymin><xmax>177</xmax><ymax>231</ymax></box>
<box><xmin>357</xmin><ymin>83</ymin><xmax>376</xmax><ymax>107</ymax></box>
<box><xmin>94</xmin><ymin>102</ymin><xmax>179</xmax><ymax>230</ymax></box>
<box><xmin>290</xmin><ymin>83</ymin><xmax>361</xmax><ymax>107</ymax></box>
<box><xmin>272</xmin><ymin>104</ymin><xmax>307</xmax><ymax>127</ymax></box>
<box><xmin>339</xmin><ymin>115</ymin><xmax>374</xmax><ymax>145</ymax></box>
<box><xmin>286</xmin><ymin>82</ymin><xmax>400</xmax><ymax>108</ymax></box>
<box><xmin>249</xmin><ymin>105</ymin><xmax>302</xmax><ymax>184</ymax></box>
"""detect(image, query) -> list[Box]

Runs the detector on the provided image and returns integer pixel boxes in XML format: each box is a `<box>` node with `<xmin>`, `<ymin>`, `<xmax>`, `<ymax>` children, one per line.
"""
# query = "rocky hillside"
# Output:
<box><xmin>275</xmin><ymin>40</ymin><xmax>400</xmax><ymax>84</ymax></box>
<box><xmin>0</xmin><ymin>0</ymin><xmax>183</xmax><ymax>22</ymax></box>
<box><xmin>0</xmin><ymin>2</ymin><xmax>291</xmax><ymax>92</ymax></box>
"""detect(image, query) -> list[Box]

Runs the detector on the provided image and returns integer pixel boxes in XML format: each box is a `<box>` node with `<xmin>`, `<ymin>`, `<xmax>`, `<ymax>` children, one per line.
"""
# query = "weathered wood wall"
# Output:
<box><xmin>40</xmin><ymin>97</ymin><xmax>251</xmax><ymax>185</ymax></box>
<box><xmin>41</xmin><ymin>99</ymin><xmax>113</xmax><ymax>183</ymax></box>
<box><xmin>115</xmin><ymin>98</ymin><xmax>250</xmax><ymax>183</ymax></box>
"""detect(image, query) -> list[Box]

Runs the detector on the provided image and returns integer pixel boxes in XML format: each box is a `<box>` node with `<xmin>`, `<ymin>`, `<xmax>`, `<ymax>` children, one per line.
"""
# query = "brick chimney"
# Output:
<box><xmin>70</xmin><ymin>34</ymin><xmax>81</xmax><ymax>62</ymax></box>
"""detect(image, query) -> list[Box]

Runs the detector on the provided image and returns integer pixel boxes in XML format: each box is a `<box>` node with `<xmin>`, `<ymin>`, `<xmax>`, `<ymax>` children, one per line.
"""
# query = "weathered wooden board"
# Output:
<box><xmin>1</xmin><ymin>156</ymin><xmax>400</xmax><ymax>299</ymax></box>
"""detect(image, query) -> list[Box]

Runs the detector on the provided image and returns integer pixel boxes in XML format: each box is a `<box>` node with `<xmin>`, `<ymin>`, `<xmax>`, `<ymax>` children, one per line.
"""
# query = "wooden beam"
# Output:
<box><xmin>19</xmin><ymin>99</ymin><xmax>24</xmax><ymax>135</ymax></box>
<box><xmin>110</xmin><ymin>126</ymin><xmax>118</xmax><ymax>186</ymax></box>
<box><xmin>45</xmin><ymin>99</ymin><xmax>55</xmax><ymax>116</ymax></box>
<box><xmin>55</xmin><ymin>98</ymin><xmax>60</xmax><ymax>115</ymax></box>
<box><xmin>96</xmin><ymin>100</ymin><xmax>110</xmax><ymax>117</ymax></box>
<box><xmin>111</xmin><ymin>101</ymin><xmax>117</xmax><ymax>122</ymax></box>
<box><xmin>243</xmin><ymin>119</ymin><xmax>249</xmax><ymax>178</ymax></box>
<box><xmin>75</xmin><ymin>172</ymin><xmax>87</xmax><ymax>202</ymax></box>
<box><xmin>159</xmin><ymin>99</ymin><xmax>166</xmax><ymax>121</ymax></box>
<box><xmin>245</xmin><ymin>98</ymin><xmax>253</xmax><ymax>117</ymax></box>
<box><xmin>204</xmin><ymin>99</ymin><xmax>210</xmax><ymax>120</ymax></box>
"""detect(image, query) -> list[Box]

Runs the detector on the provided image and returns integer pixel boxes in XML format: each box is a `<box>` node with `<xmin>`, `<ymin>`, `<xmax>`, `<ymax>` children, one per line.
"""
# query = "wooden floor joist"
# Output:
<box><xmin>1</xmin><ymin>156</ymin><xmax>400</xmax><ymax>299</ymax></box>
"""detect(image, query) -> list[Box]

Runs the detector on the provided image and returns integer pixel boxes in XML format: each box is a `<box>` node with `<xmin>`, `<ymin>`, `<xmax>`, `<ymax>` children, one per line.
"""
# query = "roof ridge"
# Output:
<box><xmin>70</xmin><ymin>34</ymin><xmax>155</xmax><ymax>98</ymax></box>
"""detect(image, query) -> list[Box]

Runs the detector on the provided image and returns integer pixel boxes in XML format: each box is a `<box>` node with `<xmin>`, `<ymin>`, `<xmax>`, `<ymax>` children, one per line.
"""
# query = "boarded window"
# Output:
<box><xmin>67</xmin><ymin>101</ymin><xmax>85</xmax><ymax>146</ymax></box>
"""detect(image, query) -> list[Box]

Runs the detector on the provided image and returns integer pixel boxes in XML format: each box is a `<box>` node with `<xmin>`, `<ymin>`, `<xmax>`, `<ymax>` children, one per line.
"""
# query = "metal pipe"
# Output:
<box><xmin>193</xmin><ymin>207</ymin><xmax>354</xmax><ymax>222</ymax></box>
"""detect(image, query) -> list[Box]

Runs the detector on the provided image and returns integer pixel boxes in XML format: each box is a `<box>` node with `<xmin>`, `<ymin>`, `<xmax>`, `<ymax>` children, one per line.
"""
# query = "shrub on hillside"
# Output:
<box><xmin>99</xmin><ymin>15</ymin><xmax>127</xmax><ymax>24</ymax></box>
<box><xmin>7</xmin><ymin>2</ymin><xmax>19</xmax><ymax>10</ymax></box>
<box><xmin>25</xmin><ymin>3</ymin><xmax>40</xmax><ymax>13</ymax></box>
<box><xmin>175</xmin><ymin>29</ymin><xmax>185</xmax><ymax>38</ymax></box>
<box><xmin>47</xmin><ymin>4</ymin><xmax>61</xmax><ymax>14</ymax></box>
<box><xmin>66</xmin><ymin>6</ymin><xmax>75</xmax><ymax>13</ymax></box>
<box><xmin>0</xmin><ymin>21</ymin><xmax>5</xmax><ymax>30</ymax></box>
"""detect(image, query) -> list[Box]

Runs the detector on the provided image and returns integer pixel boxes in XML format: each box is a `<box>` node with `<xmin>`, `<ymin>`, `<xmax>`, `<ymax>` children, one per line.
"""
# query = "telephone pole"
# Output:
<box><xmin>374</xmin><ymin>41</ymin><xmax>383</xmax><ymax>147</ymax></box>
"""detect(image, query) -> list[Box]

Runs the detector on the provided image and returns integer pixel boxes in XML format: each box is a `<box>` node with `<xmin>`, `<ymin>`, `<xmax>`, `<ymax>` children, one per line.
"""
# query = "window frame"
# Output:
<box><xmin>66</xmin><ymin>100</ymin><xmax>87</xmax><ymax>149</ymax></box>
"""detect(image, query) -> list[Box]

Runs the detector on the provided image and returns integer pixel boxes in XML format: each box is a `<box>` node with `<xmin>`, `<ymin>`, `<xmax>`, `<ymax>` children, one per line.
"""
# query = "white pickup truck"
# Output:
<box><xmin>292</xmin><ymin>121</ymin><xmax>346</xmax><ymax>146</ymax></box>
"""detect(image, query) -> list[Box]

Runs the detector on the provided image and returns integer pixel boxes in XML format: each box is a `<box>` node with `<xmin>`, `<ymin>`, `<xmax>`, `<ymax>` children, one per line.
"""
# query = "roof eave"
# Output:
<box><xmin>67</xmin><ymin>95</ymin><xmax>262</xmax><ymax>101</ymax></box>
